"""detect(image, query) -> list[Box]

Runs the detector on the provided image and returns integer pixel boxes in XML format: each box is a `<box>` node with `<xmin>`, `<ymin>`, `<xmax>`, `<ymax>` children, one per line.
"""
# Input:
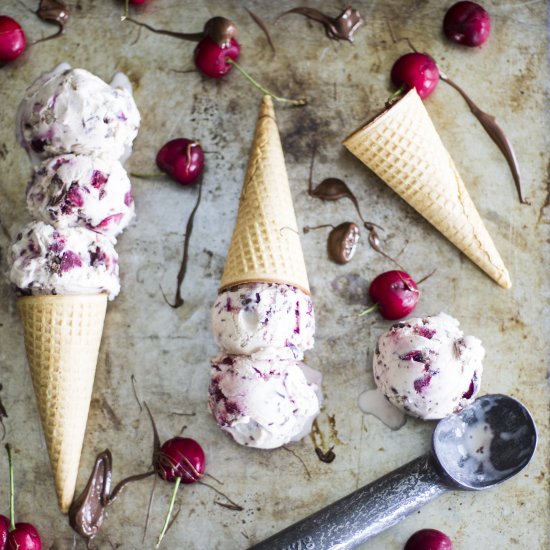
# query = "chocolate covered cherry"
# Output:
<box><xmin>156</xmin><ymin>139</ymin><xmax>204</xmax><ymax>186</ymax></box>
<box><xmin>368</xmin><ymin>270</ymin><xmax>419</xmax><ymax>320</ymax></box>
<box><xmin>404</xmin><ymin>528</ymin><xmax>453</xmax><ymax>550</ymax></box>
<box><xmin>155</xmin><ymin>437</ymin><xmax>205</xmax><ymax>483</ymax></box>
<box><xmin>0</xmin><ymin>16</ymin><xmax>26</xmax><ymax>62</ymax></box>
<box><xmin>444</xmin><ymin>1</ymin><xmax>491</xmax><ymax>47</ymax></box>
<box><xmin>391</xmin><ymin>53</ymin><xmax>439</xmax><ymax>100</ymax></box>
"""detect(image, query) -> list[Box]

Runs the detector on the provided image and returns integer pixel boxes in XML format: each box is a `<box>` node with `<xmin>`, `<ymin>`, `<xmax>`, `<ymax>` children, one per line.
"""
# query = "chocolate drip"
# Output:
<box><xmin>165</xmin><ymin>180</ymin><xmax>203</xmax><ymax>309</ymax></box>
<box><xmin>328</xmin><ymin>222</ymin><xmax>359</xmax><ymax>264</ymax></box>
<box><xmin>440</xmin><ymin>73</ymin><xmax>529</xmax><ymax>205</ymax></box>
<box><xmin>246</xmin><ymin>8</ymin><xmax>275</xmax><ymax>53</ymax></box>
<box><xmin>279</xmin><ymin>6</ymin><xmax>364</xmax><ymax>42</ymax></box>
<box><xmin>125</xmin><ymin>16</ymin><xmax>237</xmax><ymax>47</ymax></box>
<box><xmin>0</xmin><ymin>384</ymin><xmax>7</xmax><ymax>440</ymax></box>
<box><xmin>34</xmin><ymin>0</ymin><xmax>70</xmax><ymax>43</ymax></box>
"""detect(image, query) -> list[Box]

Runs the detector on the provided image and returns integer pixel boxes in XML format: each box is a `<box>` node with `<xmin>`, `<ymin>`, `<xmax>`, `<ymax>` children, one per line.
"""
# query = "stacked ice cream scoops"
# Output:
<box><xmin>7</xmin><ymin>63</ymin><xmax>140</xmax><ymax>512</ymax></box>
<box><xmin>208</xmin><ymin>96</ymin><xmax>322</xmax><ymax>449</ymax></box>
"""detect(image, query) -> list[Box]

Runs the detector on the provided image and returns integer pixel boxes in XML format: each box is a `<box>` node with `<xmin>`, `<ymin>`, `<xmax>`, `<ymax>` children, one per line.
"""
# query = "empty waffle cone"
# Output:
<box><xmin>220</xmin><ymin>95</ymin><xmax>310</xmax><ymax>294</ymax></box>
<box><xmin>17</xmin><ymin>293</ymin><xmax>107</xmax><ymax>513</ymax></box>
<box><xmin>343</xmin><ymin>88</ymin><xmax>511</xmax><ymax>289</ymax></box>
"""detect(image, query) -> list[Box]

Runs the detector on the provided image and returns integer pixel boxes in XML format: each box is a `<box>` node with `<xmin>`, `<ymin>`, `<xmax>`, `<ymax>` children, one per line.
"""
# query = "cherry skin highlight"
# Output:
<box><xmin>0</xmin><ymin>515</ymin><xmax>8</xmax><ymax>550</ymax></box>
<box><xmin>156</xmin><ymin>139</ymin><xmax>204</xmax><ymax>186</ymax></box>
<box><xmin>444</xmin><ymin>1</ymin><xmax>491</xmax><ymax>47</ymax></box>
<box><xmin>194</xmin><ymin>36</ymin><xmax>240</xmax><ymax>78</ymax></box>
<box><xmin>404</xmin><ymin>528</ymin><xmax>453</xmax><ymax>550</ymax></box>
<box><xmin>7</xmin><ymin>523</ymin><xmax>42</xmax><ymax>550</ymax></box>
<box><xmin>155</xmin><ymin>437</ymin><xmax>205</xmax><ymax>484</ymax></box>
<box><xmin>391</xmin><ymin>53</ymin><xmax>439</xmax><ymax>100</ymax></box>
<box><xmin>0</xmin><ymin>16</ymin><xmax>26</xmax><ymax>62</ymax></box>
<box><xmin>369</xmin><ymin>270</ymin><xmax>419</xmax><ymax>320</ymax></box>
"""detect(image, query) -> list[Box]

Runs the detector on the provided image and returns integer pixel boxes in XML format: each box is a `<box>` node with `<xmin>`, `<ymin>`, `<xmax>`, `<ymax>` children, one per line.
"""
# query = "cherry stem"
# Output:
<box><xmin>226</xmin><ymin>59</ymin><xmax>307</xmax><ymax>106</ymax></box>
<box><xmin>130</xmin><ymin>172</ymin><xmax>165</xmax><ymax>179</ymax></box>
<box><xmin>358</xmin><ymin>303</ymin><xmax>379</xmax><ymax>317</ymax></box>
<box><xmin>386</xmin><ymin>84</ymin><xmax>407</xmax><ymax>107</ymax></box>
<box><xmin>6</xmin><ymin>444</ymin><xmax>14</xmax><ymax>531</ymax></box>
<box><xmin>156</xmin><ymin>476</ymin><xmax>181</xmax><ymax>548</ymax></box>
<box><xmin>122</xmin><ymin>0</ymin><xmax>129</xmax><ymax>21</ymax></box>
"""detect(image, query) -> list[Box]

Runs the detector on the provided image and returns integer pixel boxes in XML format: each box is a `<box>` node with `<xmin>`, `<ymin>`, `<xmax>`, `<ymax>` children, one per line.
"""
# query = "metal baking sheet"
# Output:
<box><xmin>0</xmin><ymin>1</ymin><xmax>548</xmax><ymax>548</ymax></box>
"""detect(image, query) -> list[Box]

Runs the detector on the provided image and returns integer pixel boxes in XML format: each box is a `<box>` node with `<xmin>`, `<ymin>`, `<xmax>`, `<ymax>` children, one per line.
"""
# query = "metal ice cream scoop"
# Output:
<box><xmin>249</xmin><ymin>394</ymin><xmax>537</xmax><ymax>550</ymax></box>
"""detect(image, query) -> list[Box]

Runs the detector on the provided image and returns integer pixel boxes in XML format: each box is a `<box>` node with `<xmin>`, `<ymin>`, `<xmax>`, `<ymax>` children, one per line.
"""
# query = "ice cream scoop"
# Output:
<box><xmin>27</xmin><ymin>154</ymin><xmax>135</xmax><ymax>238</ymax></box>
<box><xmin>250</xmin><ymin>394</ymin><xmax>537</xmax><ymax>549</ymax></box>
<box><xmin>9</xmin><ymin>221</ymin><xmax>120</xmax><ymax>299</ymax></box>
<box><xmin>212</xmin><ymin>282</ymin><xmax>314</xmax><ymax>359</ymax></box>
<box><xmin>373</xmin><ymin>313</ymin><xmax>484</xmax><ymax>419</ymax></box>
<box><xmin>208</xmin><ymin>353</ymin><xmax>321</xmax><ymax>449</ymax></box>
<box><xmin>16</xmin><ymin>63</ymin><xmax>140</xmax><ymax>163</ymax></box>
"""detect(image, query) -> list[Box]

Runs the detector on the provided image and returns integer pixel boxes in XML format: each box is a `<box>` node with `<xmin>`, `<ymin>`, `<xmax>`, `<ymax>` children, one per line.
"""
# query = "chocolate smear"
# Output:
<box><xmin>328</xmin><ymin>222</ymin><xmax>360</xmax><ymax>264</ymax></box>
<box><xmin>440</xmin><ymin>72</ymin><xmax>529</xmax><ymax>205</ymax></box>
<box><xmin>315</xmin><ymin>446</ymin><xmax>336</xmax><ymax>463</ymax></box>
<box><xmin>278</xmin><ymin>6</ymin><xmax>364</xmax><ymax>42</ymax></box>
<box><xmin>125</xmin><ymin>16</ymin><xmax>237</xmax><ymax>48</ymax></box>
<box><xmin>246</xmin><ymin>8</ymin><xmax>275</xmax><ymax>53</ymax></box>
<box><xmin>0</xmin><ymin>384</ymin><xmax>7</xmax><ymax>440</ymax></box>
<box><xmin>34</xmin><ymin>0</ymin><xmax>70</xmax><ymax>44</ymax></box>
<box><xmin>163</xmin><ymin>180</ymin><xmax>203</xmax><ymax>309</ymax></box>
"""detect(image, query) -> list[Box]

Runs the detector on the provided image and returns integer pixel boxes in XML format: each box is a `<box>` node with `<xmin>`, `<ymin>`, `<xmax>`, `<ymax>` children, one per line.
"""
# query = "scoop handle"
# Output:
<box><xmin>248</xmin><ymin>453</ymin><xmax>448</xmax><ymax>550</ymax></box>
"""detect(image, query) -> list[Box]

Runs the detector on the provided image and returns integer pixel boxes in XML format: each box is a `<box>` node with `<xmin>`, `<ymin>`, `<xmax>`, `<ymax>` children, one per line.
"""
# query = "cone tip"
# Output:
<box><xmin>259</xmin><ymin>95</ymin><xmax>275</xmax><ymax>119</ymax></box>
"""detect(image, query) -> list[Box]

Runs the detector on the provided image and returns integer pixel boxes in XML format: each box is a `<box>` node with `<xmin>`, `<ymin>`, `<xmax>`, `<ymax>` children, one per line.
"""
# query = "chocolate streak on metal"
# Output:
<box><xmin>125</xmin><ymin>17</ymin><xmax>203</xmax><ymax>42</ymax></box>
<box><xmin>246</xmin><ymin>8</ymin><xmax>276</xmax><ymax>53</ymax></box>
<box><xmin>34</xmin><ymin>0</ymin><xmax>70</xmax><ymax>44</ymax></box>
<box><xmin>440</xmin><ymin>72</ymin><xmax>529</xmax><ymax>205</ymax></box>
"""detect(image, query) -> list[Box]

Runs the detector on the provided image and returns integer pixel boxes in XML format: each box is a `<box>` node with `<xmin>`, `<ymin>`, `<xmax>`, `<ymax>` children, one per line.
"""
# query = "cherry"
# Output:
<box><xmin>390</xmin><ymin>53</ymin><xmax>439</xmax><ymax>100</ymax></box>
<box><xmin>8</xmin><ymin>524</ymin><xmax>41</xmax><ymax>550</ymax></box>
<box><xmin>443</xmin><ymin>1</ymin><xmax>491</xmax><ymax>47</ymax></box>
<box><xmin>194</xmin><ymin>35</ymin><xmax>240</xmax><ymax>78</ymax></box>
<box><xmin>0</xmin><ymin>515</ymin><xmax>8</xmax><ymax>550</ymax></box>
<box><xmin>365</xmin><ymin>270</ymin><xmax>419</xmax><ymax>320</ymax></box>
<box><xmin>155</xmin><ymin>437</ymin><xmax>205</xmax><ymax>483</ymax></box>
<box><xmin>0</xmin><ymin>16</ymin><xmax>26</xmax><ymax>63</ymax></box>
<box><xmin>130</xmin><ymin>0</ymin><xmax>148</xmax><ymax>4</ymax></box>
<box><xmin>155</xmin><ymin>139</ymin><xmax>204</xmax><ymax>186</ymax></box>
<box><xmin>404</xmin><ymin>528</ymin><xmax>453</xmax><ymax>550</ymax></box>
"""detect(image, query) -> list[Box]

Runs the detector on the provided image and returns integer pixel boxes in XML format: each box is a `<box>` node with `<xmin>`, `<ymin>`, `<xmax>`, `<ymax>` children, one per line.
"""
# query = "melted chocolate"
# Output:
<box><xmin>440</xmin><ymin>73</ymin><xmax>529</xmax><ymax>205</ymax></box>
<box><xmin>328</xmin><ymin>222</ymin><xmax>359</xmax><ymax>264</ymax></box>
<box><xmin>35</xmin><ymin>0</ymin><xmax>70</xmax><ymax>43</ymax></box>
<box><xmin>167</xmin><ymin>180</ymin><xmax>203</xmax><ymax>309</ymax></box>
<box><xmin>246</xmin><ymin>8</ymin><xmax>275</xmax><ymax>53</ymax></box>
<box><xmin>125</xmin><ymin>16</ymin><xmax>237</xmax><ymax>47</ymax></box>
<box><xmin>0</xmin><ymin>384</ymin><xmax>7</xmax><ymax>440</ymax></box>
<box><xmin>279</xmin><ymin>6</ymin><xmax>364</xmax><ymax>42</ymax></box>
<box><xmin>315</xmin><ymin>446</ymin><xmax>336</xmax><ymax>463</ymax></box>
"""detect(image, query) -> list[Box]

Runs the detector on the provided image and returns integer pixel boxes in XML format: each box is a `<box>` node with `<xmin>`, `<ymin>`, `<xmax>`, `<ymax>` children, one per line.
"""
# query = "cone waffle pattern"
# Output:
<box><xmin>343</xmin><ymin>89</ymin><xmax>511</xmax><ymax>288</ymax></box>
<box><xmin>220</xmin><ymin>96</ymin><xmax>310</xmax><ymax>294</ymax></box>
<box><xmin>17</xmin><ymin>293</ymin><xmax>107</xmax><ymax>512</ymax></box>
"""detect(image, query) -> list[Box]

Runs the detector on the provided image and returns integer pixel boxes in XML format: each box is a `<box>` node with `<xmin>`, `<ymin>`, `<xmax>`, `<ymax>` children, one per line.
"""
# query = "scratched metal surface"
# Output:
<box><xmin>0</xmin><ymin>1</ymin><xmax>548</xmax><ymax>549</ymax></box>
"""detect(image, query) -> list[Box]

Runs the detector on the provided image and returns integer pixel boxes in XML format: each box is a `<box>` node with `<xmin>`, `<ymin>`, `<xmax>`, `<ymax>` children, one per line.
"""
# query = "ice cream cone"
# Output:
<box><xmin>219</xmin><ymin>95</ymin><xmax>310</xmax><ymax>294</ymax></box>
<box><xmin>17</xmin><ymin>293</ymin><xmax>107</xmax><ymax>513</ymax></box>
<box><xmin>343</xmin><ymin>88</ymin><xmax>511</xmax><ymax>289</ymax></box>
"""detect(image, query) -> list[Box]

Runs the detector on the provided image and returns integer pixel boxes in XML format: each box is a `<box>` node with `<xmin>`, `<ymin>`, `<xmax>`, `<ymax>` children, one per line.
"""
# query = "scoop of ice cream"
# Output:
<box><xmin>26</xmin><ymin>154</ymin><xmax>135</xmax><ymax>238</ymax></box>
<box><xmin>208</xmin><ymin>353</ymin><xmax>321</xmax><ymax>449</ymax></box>
<box><xmin>9</xmin><ymin>221</ymin><xmax>120</xmax><ymax>299</ymax></box>
<box><xmin>373</xmin><ymin>312</ymin><xmax>484</xmax><ymax>420</ymax></box>
<box><xmin>212</xmin><ymin>283</ymin><xmax>315</xmax><ymax>359</ymax></box>
<box><xmin>16</xmin><ymin>64</ymin><xmax>140</xmax><ymax>162</ymax></box>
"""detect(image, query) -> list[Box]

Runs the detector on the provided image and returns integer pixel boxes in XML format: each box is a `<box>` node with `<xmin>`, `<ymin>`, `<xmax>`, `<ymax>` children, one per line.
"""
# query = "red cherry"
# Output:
<box><xmin>7</xmin><ymin>523</ymin><xmax>41</xmax><ymax>550</ymax></box>
<box><xmin>0</xmin><ymin>16</ymin><xmax>26</xmax><ymax>63</ymax></box>
<box><xmin>155</xmin><ymin>437</ymin><xmax>205</xmax><ymax>484</ymax></box>
<box><xmin>194</xmin><ymin>36</ymin><xmax>240</xmax><ymax>78</ymax></box>
<box><xmin>0</xmin><ymin>515</ymin><xmax>8</xmax><ymax>550</ymax></box>
<box><xmin>390</xmin><ymin>53</ymin><xmax>439</xmax><ymax>99</ymax></box>
<box><xmin>444</xmin><ymin>1</ymin><xmax>491</xmax><ymax>47</ymax></box>
<box><xmin>156</xmin><ymin>139</ymin><xmax>204</xmax><ymax>186</ymax></box>
<box><xmin>404</xmin><ymin>528</ymin><xmax>453</xmax><ymax>550</ymax></box>
<box><xmin>369</xmin><ymin>270</ymin><xmax>419</xmax><ymax>320</ymax></box>
<box><xmin>129</xmin><ymin>0</ymin><xmax>148</xmax><ymax>4</ymax></box>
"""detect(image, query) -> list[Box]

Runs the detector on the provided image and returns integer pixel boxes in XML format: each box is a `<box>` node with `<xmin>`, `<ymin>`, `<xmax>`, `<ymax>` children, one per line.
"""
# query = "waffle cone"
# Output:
<box><xmin>343</xmin><ymin>89</ymin><xmax>511</xmax><ymax>288</ymax></box>
<box><xmin>17</xmin><ymin>293</ymin><xmax>107</xmax><ymax>513</ymax></box>
<box><xmin>219</xmin><ymin>96</ymin><xmax>310</xmax><ymax>294</ymax></box>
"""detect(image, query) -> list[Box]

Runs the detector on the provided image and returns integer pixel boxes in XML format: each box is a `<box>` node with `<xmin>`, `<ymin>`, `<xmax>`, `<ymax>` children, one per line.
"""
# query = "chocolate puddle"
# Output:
<box><xmin>165</xmin><ymin>180</ymin><xmax>203</xmax><ymax>309</ymax></box>
<box><xmin>440</xmin><ymin>73</ymin><xmax>529</xmax><ymax>205</ymax></box>
<box><xmin>126</xmin><ymin>15</ymin><xmax>237</xmax><ymax>47</ymax></box>
<box><xmin>279</xmin><ymin>6</ymin><xmax>364</xmax><ymax>42</ymax></box>
<box><xmin>35</xmin><ymin>0</ymin><xmax>70</xmax><ymax>44</ymax></box>
<box><xmin>308</xmin><ymin>148</ymin><xmax>404</xmax><ymax>267</ymax></box>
